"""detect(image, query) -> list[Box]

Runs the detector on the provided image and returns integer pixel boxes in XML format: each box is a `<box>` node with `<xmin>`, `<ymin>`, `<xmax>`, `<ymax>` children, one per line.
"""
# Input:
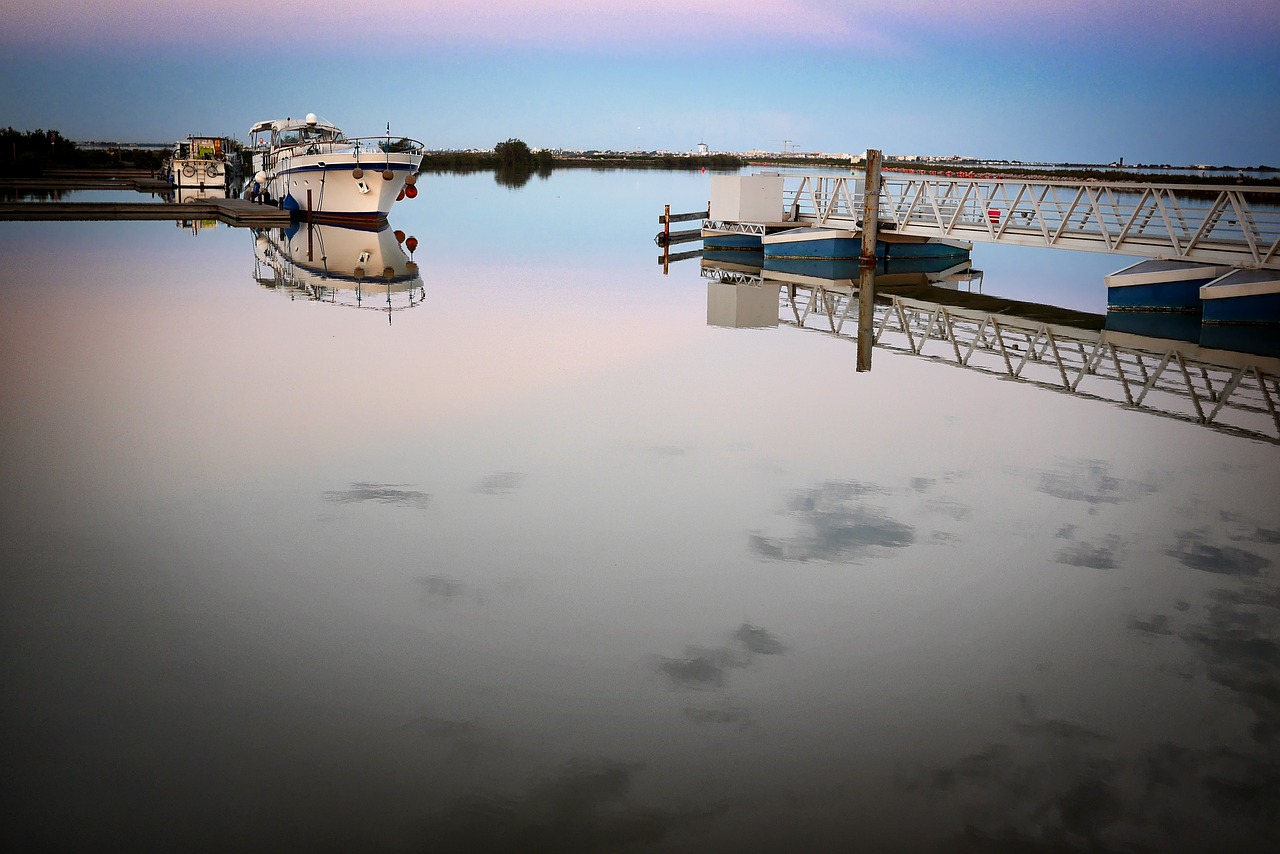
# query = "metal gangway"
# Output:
<box><xmin>700</xmin><ymin>264</ymin><xmax>1280</xmax><ymax>444</ymax></box>
<box><xmin>776</xmin><ymin>174</ymin><xmax>1280</xmax><ymax>270</ymax></box>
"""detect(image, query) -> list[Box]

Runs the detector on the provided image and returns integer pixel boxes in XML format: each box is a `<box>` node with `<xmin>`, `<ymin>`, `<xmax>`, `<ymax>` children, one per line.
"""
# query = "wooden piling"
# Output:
<box><xmin>655</xmin><ymin>205</ymin><xmax>711</xmax><ymax>274</ymax></box>
<box><xmin>663</xmin><ymin>204</ymin><xmax>670</xmax><ymax>274</ymax></box>
<box><xmin>857</xmin><ymin>149</ymin><xmax>881</xmax><ymax>372</ymax></box>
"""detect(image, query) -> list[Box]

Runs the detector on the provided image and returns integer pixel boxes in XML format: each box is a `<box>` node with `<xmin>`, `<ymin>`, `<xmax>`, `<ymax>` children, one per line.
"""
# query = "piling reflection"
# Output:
<box><xmin>701</xmin><ymin>255</ymin><xmax>1280</xmax><ymax>443</ymax></box>
<box><xmin>251</xmin><ymin>220</ymin><xmax>425</xmax><ymax>320</ymax></box>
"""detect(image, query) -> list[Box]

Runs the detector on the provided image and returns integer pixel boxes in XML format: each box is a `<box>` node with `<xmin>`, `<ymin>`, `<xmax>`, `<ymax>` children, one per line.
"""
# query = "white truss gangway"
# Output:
<box><xmin>765</xmin><ymin>174</ymin><xmax>1280</xmax><ymax>270</ymax></box>
<box><xmin>699</xmin><ymin>264</ymin><xmax>1280</xmax><ymax>444</ymax></box>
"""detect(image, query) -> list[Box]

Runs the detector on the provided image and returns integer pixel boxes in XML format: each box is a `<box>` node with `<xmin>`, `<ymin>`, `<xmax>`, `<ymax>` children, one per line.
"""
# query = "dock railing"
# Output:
<box><xmin>779</xmin><ymin>175</ymin><xmax>1280</xmax><ymax>269</ymax></box>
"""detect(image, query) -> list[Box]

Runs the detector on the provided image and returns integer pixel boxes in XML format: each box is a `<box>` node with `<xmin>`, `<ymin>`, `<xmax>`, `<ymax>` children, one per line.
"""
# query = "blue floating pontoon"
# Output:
<box><xmin>1105</xmin><ymin>259</ymin><xmax>1231</xmax><ymax>311</ymax></box>
<box><xmin>761</xmin><ymin>227</ymin><xmax>971</xmax><ymax>261</ymax></box>
<box><xmin>1200</xmin><ymin>268</ymin><xmax>1280</xmax><ymax>326</ymax></box>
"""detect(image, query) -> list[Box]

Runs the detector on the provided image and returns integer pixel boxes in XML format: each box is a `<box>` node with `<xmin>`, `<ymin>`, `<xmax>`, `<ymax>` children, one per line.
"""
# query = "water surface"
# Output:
<box><xmin>2</xmin><ymin>169</ymin><xmax>1277</xmax><ymax>853</ymax></box>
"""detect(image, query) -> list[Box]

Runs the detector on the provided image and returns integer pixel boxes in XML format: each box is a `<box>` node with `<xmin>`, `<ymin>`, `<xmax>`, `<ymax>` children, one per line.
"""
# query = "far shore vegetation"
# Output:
<box><xmin>422</xmin><ymin>138</ymin><xmax>747</xmax><ymax>187</ymax></box>
<box><xmin>3</xmin><ymin>128</ymin><xmax>1276</xmax><ymax>188</ymax></box>
<box><xmin>2</xmin><ymin>127</ymin><xmax>163</xmax><ymax>177</ymax></box>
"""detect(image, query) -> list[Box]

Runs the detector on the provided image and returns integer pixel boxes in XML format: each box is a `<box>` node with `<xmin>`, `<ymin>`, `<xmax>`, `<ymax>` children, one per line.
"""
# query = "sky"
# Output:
<box><xmin>1</xmin><ymin>0</ymin><xmax>1277</xmax><ymax>165</ymax></box>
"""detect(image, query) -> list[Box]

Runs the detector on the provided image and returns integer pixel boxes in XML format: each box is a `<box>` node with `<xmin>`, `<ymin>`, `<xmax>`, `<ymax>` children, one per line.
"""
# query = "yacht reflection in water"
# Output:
<box><xmin>252</xmin><ymin>221</ymin><xmax>425</xmax><ymax>322</ymax></box>
<box><xmin>701</xmin><ymin>253</ymin><xmax>1280</xmax><ymax>444</ymax></box>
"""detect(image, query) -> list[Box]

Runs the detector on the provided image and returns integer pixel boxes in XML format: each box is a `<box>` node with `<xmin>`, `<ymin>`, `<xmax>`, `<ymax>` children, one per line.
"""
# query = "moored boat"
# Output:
<box><xmin>164</xmin><ymin>136</ymin><xmax>241</xmax><ymax>199</ymax></box>
<box><xmin>245</xmin><ymin>114</ymin><xmax>424</xmax><ymax>227</ymax></box>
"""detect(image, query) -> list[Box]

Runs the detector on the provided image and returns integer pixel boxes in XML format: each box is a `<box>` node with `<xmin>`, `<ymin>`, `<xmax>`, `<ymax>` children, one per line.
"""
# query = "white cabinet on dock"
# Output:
<box><xmin>709</xmin><ymin>175</ymin><xmax>783</xmax><ymax>223</ymax></box>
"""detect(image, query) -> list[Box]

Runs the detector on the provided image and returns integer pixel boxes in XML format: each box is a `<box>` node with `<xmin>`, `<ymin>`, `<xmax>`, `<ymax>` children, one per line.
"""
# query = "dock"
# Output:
<box><xmin>1</xmin><ymin>168</ymin><xmax>171</xmax><ymax>193</ymax></box>
<box><xmin>1</xmin><ymin>167</ymin><xmax>292</xmax><ymax>227</ymax></box>
<box><xmin>717</xmin><ymin>173</ymin><xmax>1280</xmax><ymax>270</ymax></box>
<box><xmin>0</xmin><ymin>197</ymin><xmax>291</xmax><ymax>227</ymax></box>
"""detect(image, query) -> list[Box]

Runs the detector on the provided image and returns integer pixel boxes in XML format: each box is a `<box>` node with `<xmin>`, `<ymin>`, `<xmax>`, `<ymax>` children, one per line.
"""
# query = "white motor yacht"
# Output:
<box><xmin>245</xmin><ymin>114</ymin><xmax>424</xmax><ymax>227</ymax></box>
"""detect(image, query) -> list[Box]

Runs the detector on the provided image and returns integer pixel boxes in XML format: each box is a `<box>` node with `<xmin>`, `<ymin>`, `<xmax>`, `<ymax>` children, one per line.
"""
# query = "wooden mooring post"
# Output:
<box><xmin>857</xmin><ymin>149</ymin><xmax>881</xmax><ymax>372</ymax></box>
<box><xmin>656</xmin><ymin>204</ymin><xmax>709</xmax><ymax>273</ymax></box>
<box><xmin>664</xmin><ymin>203</ymin><xmax>669</xmax><ymax>274</ymax></box>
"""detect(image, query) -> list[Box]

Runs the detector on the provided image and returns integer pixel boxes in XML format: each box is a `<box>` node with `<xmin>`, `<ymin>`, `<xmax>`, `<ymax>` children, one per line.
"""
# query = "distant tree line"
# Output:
<box><xmin>1</xmin><ymin>127</ymin><xmax>164</xmax><ymax>177</ymax></box>
<box><xmin>555</xmin><ymin>153</ymin><xmax>746</xmax><ymax>170</ymax></box>
<box><xmin>419</xmin><ymin>139</ymin><xmax>745</xmax><ymax>181</ymax></box>
<box><xmin>418</xmin><ymin>139</ymin><xmax>553</xmax><ymax>174</ymax></box>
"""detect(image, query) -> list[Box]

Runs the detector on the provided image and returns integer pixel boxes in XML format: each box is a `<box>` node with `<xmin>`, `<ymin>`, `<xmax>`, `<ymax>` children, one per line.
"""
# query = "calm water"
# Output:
<box><xmin>2</xmin><ymin>169</ymin><xmax>1278</xmax><ymax>853</ymax></box>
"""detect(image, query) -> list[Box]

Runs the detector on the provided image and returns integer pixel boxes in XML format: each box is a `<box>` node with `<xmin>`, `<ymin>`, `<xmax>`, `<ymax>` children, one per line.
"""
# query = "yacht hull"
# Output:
<box><xmin>268</xmin><ymin>155</ymin><xmax>421</xmax><ymax>225</ymax></box>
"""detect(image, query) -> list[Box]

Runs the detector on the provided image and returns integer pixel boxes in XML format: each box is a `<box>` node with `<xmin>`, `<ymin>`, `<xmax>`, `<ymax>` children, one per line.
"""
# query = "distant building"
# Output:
<box><xmin>697</xmin><ymin>142</ymin><xmax>709</xmax><ymax>155</ymax></box>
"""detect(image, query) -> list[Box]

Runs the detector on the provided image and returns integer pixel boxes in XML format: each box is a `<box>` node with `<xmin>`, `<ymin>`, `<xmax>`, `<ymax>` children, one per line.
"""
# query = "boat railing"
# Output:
<box><xmin>346</xmin><ymin>136</ymin><xmax>426</xmax><ymax>157</ymax></box>
<box><xmin>265</xmin><ymin>137</ymin><xmax>426</xmax><ymax>159</ymax></box>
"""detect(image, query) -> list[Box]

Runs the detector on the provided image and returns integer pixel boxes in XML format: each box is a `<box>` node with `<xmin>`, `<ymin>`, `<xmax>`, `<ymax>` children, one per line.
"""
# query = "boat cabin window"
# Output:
<box><xmin>276</xmin><ymin>126</ymin><xmax>342</xmax><ymax>147</ymax></box>
<box><xmin>305</xmin><ymin>127</ymin><xmax>342</xmax><ymax>143</ymax></box>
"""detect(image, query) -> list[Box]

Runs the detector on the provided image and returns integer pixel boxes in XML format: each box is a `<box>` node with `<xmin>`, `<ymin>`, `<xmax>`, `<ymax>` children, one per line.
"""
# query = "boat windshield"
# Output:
<box><xmin>277</xmin><ymin>126</ymin><xmax>345</xmax><ymax>147</ymax></box>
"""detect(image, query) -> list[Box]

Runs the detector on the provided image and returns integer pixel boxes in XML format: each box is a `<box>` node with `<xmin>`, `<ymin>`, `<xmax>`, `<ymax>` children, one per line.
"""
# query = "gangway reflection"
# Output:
<box><xmin>251</xmin><ymin>221</ymin><xmax>425</xmax><ymax>322</ymax></box>
<box><xmin>701</xmin><ymin>256</ymin><xmax>1280</xmax><ymax>444</ymax></box>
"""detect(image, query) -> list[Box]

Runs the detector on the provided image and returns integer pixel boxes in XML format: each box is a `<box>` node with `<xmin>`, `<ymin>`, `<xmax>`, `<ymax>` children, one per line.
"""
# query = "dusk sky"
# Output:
<box><xmin>1</xmin><ymin>0</ymin><xmax>1277</xmax><ymax>164</ymax></box>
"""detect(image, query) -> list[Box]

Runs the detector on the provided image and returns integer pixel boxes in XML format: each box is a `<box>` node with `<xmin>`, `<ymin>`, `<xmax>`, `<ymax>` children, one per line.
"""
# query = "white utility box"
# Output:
<box><xmin>706</xmin><ymin>282</ymin><xmax>781</xmax><ymax>329</ymax></box>
<box><xmin>709</xmin><ymin>175</ymin><xmax>784</xmax><ymax>223</ymax></box>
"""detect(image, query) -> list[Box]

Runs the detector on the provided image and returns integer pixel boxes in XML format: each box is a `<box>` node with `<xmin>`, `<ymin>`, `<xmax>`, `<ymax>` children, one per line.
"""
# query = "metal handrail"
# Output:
<box><xmin>777</xmin><ymin>174</ymin><xmax>1280</xmax><ymax>268</ymax></box>
<box><xmin>246</xmin><ymin>137</ymin><xmax>426</xmax><ymax>157</ymax></box>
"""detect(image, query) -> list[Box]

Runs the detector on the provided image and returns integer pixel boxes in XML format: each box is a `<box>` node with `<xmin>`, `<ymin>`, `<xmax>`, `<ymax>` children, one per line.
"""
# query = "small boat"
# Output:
<box><xmin>164</xmin><ymin>136</ymin><xmax>241</xmax><ymax>199</ymax></box>
<box><xmin>245</xmin><ymin>113</ymin><xmax>424</xmax><ymax>227</ymax></box>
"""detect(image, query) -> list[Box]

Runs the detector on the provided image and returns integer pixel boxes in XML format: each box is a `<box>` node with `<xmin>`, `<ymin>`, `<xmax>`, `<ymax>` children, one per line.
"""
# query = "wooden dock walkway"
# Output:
<box><xmin>1</xmin><ymin>168</ymin><xmax>171</xmax><ymax>193</ymax></box>
<box><xmin>0</xmin><ymin>197</ymin><xmax>291</xmax><ymax>227</ymax></box>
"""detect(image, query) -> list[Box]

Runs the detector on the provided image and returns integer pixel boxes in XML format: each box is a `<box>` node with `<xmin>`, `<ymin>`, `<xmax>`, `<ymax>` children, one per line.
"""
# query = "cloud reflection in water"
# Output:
<box><xmin>900</xmin><ymin>553</ymin><xmax>1280</xmax><ymax>852</ymax></box>
<box><xmin>1034</xmin><ymin>458</ymin><xmax>1157</xmax><ymax>505</ymax></box>
<box><xmin>416</xmin><ymin>575</ymin><xmax>467</xmax><ymax>601</ymax></box>
<box><xmin>322</xmin><ymin>482</ymin><xmax>432</xmax><ymax>509</ymax></box>
<box><xmin>402</xmin><ymin>714</ymin><xmax>509</xmax><ymax>761</ymax></box>
<box><xmin>420</xmin><ymin>758</ymin><xmax>716</xmax><ymax>853</ymax></box>
<box><xmin>1186</xmin><ymin>587</ymin><xmax>1280</xmax><ymax>745</ymax></box>
<box><xmin>477</xmin><ymin>471</ymin><xmax>526</xmax><ymax>495</ymax></box>
<box><xmin>901</xmin><ymin>691</ymin><xmax>1278</xmax><ymax>851</ymax></box>
<box><xmin>1055</xmin><ymin>535</ymin><xmax>1124</xmax><ymax>570</ymax></box>
<box><xmin>658</xmin><ymin>624</ymin><xmax>786</xmax><ymax>728</ymax></box>
<box><xmin>1166</xmin><ymin>530</ymin><xmax>1272</xmax><ymax>577</ymax></box>
<box><xmin>750</xmin><ymin>480</ymin><xmax>917</xmax><ymax>563</ymax></box>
